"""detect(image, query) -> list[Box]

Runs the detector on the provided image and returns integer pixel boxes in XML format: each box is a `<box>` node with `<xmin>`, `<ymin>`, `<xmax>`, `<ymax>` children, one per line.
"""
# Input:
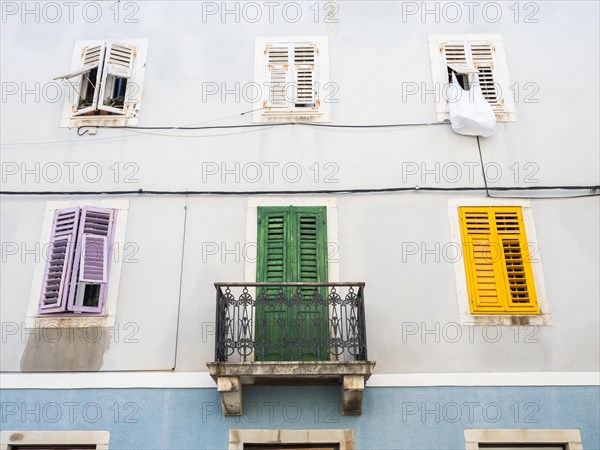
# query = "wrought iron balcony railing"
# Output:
<box><xmin>214</xmin><ymin>282</ymin><xmax>368</xmax><ymax>363</ymax></box>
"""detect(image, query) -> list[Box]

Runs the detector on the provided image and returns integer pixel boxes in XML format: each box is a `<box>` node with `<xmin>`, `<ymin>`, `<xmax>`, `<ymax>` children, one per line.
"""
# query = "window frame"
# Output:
<box><xmin>37</xmin><ymin>206</ymin><xmax>116</xmax><ymax>316</ymax></box>
<box><xmin>58</xmin><ymin>39</ymin><xmax>148</xmax><ymax>128</ymax></box>
<box><xmin>253</xmin><ymin>36</ymin><xmax>331</xmax><ymax>123</ymax></box>
<box><xmin>464</xmin><ymin>429</ymin><xmax>583</xmax><ymax>450</ymax></box>
<box><xmin>0</xmin><ymin>431</ymin><xmax>109</xmax><ymax>450</ymax></box>
<box><xmin>428</xmin><ymin>34</ymin><xmax>516</xmax><ymax>122</ymax></box>
<box><xmin>26</xmin><ymin>199</ymin><xmax>129</xmax><ymax>328</ymax></box>
<box><xmin>448</xmin><ymin>198</ymin><xmax>550</xmax><ymax>326</ymax></box>
<box><xmin>229</xmin><ymin>429</ymin><xmax>353</xmax><ymax>450</ymax></box>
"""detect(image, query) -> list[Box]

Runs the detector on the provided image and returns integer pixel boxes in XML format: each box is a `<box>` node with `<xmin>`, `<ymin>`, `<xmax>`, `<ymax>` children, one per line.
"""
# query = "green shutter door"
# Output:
<box><xmin>256</xmin><ymin>206</ymin><xmax>329</xmax><ymax>361</ymax></box>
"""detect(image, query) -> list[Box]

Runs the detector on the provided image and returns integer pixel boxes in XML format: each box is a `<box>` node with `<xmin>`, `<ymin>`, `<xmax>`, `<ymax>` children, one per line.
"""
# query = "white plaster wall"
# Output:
<box><xmin>1</xmin><ymin>2</ymin><xmax>598</xmax><ymax>373</ymax></box>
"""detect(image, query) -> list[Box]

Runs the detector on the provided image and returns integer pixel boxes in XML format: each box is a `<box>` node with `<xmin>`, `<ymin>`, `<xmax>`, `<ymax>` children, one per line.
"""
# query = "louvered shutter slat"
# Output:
<box><xmin>460</xmin><ymin>208</ymin><xmax>506</xmax><ymax>313</ymax></box>
<box><xmin>296</xmin><ymin>213</ymin><xmax>321</xmax><ymax>282</ymax></box>
<box><xmin>494</xmin><ymin>210</ymin><xmax>539</xmax><ymax>311</ymax></box>
<box><xmin>67</xmin><ymin>206</ymin><xmax>115</xmax><ymax>313</ymax></box>
<box><xmin>266</xmin><ymin>45</ymin><xmax>290</xmax><ymax>109</ymax></box>
<box><xmin>81</xmin><ymin>44</ymin><xmax>104</xmax><ymax>70</ymax></box>
<box><xmin>443</xmin><ymin>42</ymin><xmax>474</xmax><ymax>91</ymax></box>
<box><xmin>469</xmin><ymin>43</ymin><xmax>503</xmax><ymax>111</ymax></box>
<box><xmin>39</xmin><ymin>207</ymin><xmax>81</xmax><ymax>314</ymax></box>
<box><xmin>293</xmin><ymin>207</ymin><xmax>328</xmax><ymax>361</ymax></box>
<box><xmin>443</xmin><ymin>43</ymin><xmax>468</xmax><ymax>65</ymax></box>
<box><xmin>80</xmin><ymin>235</ymin><xmax>108</xmax><ymax>283</ymax></box>
<box><xmin>263</xmin><ymin>213</ymin><xmax>287</xmax><ymax>282</ymax></box>
<box><xmin>293</xmin><ymin>45</ymin><xmax>316</xmax><ymax>107</ymax></box>
<box><xmin>104</xmin><ymin>42</ymin><xmax>135</xmax><ymax>78</ymax></box>
<box><xmin>256</xmin><ymin>208</ymin><xmax>291</xmax><ymax>361</ymax></box>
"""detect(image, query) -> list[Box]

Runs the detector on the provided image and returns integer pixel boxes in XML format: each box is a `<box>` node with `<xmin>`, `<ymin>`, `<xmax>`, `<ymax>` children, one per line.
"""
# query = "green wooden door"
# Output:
<box><xmin>256</xmin><ymin>206</ymin><xmax>329</xmax><ymax>361</ymax></box>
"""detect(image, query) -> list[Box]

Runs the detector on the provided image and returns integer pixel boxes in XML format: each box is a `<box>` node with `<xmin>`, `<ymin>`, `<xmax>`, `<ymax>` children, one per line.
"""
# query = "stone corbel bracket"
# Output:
<box><xmin>207</xmin><ymin>361</ymin><xmax>376</xmax><ymax>416</ymax></box>
<box><xmin>217</xmin><ymin>376</ymin><xmax>243</xmax><ymax>416</ymax></box>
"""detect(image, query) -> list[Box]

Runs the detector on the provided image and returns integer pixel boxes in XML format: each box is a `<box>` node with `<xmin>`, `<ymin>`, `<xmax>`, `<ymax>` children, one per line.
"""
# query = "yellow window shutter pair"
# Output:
<box><xmin>459</xmin><ymin>206</ymin><xmax>540</xmax><ymax>315</ymax></box>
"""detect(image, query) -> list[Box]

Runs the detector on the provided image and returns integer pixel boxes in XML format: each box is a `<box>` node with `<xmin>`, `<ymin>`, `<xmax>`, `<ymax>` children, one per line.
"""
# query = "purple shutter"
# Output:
<box><xmin>80</xmin><ymin>234</ymin><xmax>108</xmax><ymax>282</ymax></box>
<box><xmin>38</xmin><ymin>207</ymin><xmax>81</xmax><ymax>314</ymax></box>
<box><xmin>67</xmin><ymin>206</ymin><xmax>116</xmax><ymax>314</ymax></box>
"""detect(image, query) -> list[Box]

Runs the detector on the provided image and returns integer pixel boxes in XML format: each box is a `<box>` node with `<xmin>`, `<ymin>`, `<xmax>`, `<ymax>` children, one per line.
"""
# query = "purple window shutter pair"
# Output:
<box><xmin>38</xmin><ymin>206</ymin><xmax>116</xmax><ymax>315</ymax></box>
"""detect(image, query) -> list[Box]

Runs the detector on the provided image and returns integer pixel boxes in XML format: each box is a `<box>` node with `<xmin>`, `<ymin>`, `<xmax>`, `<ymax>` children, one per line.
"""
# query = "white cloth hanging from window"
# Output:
<box><xmin>448</xmin><ymin>72</ymin><xmax>496</xmax><ymax>137</ymax></box>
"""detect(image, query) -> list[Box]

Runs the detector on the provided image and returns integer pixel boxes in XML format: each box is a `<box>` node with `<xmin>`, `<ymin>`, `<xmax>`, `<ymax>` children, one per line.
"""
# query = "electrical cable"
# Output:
<box><xmin>1</xmin><ymin>107</ymin><xmax>268</xmax><ymax>145</ymax></box>
<box><xmin>3</xmin><ymin>113</ymin><xmax>597</xmax><ymax>200</ymax></box>
<box><xmin>0</xmin><ymin>120</ymin><xmax>452</xmax><ymax>146</ymax></box>
<box><xmin>470</xmin><ymin>134</ymin><xmax>599</xmax><ymax>200</ymax></box>
<box><xmin>2</xmin><ymin>186</ymin><xmax>598</xmax><ymax>197</ymax></box>
<box><xmin>77</xmin><ymin>121</ymin><xmax>448</xmax><ymax>133</ymax></box>
<box><xmin>476</xmin><ymin>135</ymin><xmax>491</xmax><ymax>198</ymax></box>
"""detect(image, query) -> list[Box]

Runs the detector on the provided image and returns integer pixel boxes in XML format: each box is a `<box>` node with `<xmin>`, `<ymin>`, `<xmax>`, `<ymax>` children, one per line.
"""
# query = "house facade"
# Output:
<box><xmin>1</xmin><ymin>1</ymin><xmax>599</xmax><ymax>449</ymax></box>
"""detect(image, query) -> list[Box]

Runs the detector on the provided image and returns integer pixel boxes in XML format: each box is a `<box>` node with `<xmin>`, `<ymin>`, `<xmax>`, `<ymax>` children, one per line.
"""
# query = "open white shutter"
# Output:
<box><xmin>97</xmin><ymin>42</ymin><xmax>136</xmax><ymax>115</ymax></box>
<box><xmin>470</xmin><ymin>42</ymin><xmax>503</xmax><ymax>112</ymax></box>
<box><xmin>293</xmin><ymin>44</ymin><xmax>317</xmax><ymax>108</ymax></box>
<box><xmin>104</xmin><ymin>42</ymin><xmax>135</xmax><ymax>78</ymax></box>
<box><xmin>54</xmin><ymin>42</ymin><xmax>106</xmax><ymax>116</ymax></box>
<box><xmin>265</xmin><ymin>44</ymin><xmax>291</xmax><ymax>111</ymax></box>
<box><xmin>442</xmin><ymin>40</ymin><xmax>504</xmax><ymax>113</ymax></box>
<box><xmin>442</xmin><ymin>42</ymin><xmax>472</xmax><ymax>106</ymax></box>
<box><xmin>447</xmin><ymin>63</ymin><xmax>478</xmax><ymax>74</ymax></box>
<box><xmin>443</xmin><ymin>42</ymin><xmax>469</xmax><ymax>71</ymax></box>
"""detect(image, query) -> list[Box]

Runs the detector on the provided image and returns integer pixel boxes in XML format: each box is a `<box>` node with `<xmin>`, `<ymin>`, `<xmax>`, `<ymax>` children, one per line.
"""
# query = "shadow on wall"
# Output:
<box><xmin>21</xmin><ymin>327</ymin><xmax>111</xmax><ymax>372</ymax></box>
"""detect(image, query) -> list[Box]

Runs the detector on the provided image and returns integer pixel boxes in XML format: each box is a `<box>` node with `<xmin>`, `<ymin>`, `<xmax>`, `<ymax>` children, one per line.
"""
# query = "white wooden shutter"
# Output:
<box><xmin>265</xmin><ymin>44</ymin><xmax>291</xmax><ymax>111</ymax></box>
<box><xmin>54</xmin><ymin>42</ymin><xmax>106</xmax><ymax>116</ymax></box>
<box><xmin>103</xmin><ymin>42</ymin><xmax>135</xmax><ymax>78</ymax></box>
<box><xmin>447</xmin><ymin>63</ymin><xmax>479</xmax><ymax>74</ymax></box>
<box><xmin>470</xmin><ymin>42</ymin><xmax>503</xmax><ymax>112</ymax></box>
<box><xmin>442</xmin><ymin>40</ymin><xmax>504</xmax><ymax>113</ymax></box>
<box><xmin>442</xmin><ymin>42</ymin><xmax>475</xmax><ymax>91</ymax></box>
<box><xmin>97</xmin><ymin>42</ymin><xmax>136</xmax><ymax>115</ymax></box>
<box><xmin>293</xmin><ymin>44</ymin><xmax>317</xmax><ymax>108</ymax></box>
<box><xmin>443</xmin><ymin>42</ymin><xmax>469</xmax><ymax>68</ymax></box>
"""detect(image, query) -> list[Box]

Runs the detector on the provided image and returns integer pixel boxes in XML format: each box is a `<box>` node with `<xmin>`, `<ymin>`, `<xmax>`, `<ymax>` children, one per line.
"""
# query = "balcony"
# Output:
<box><xmin>207</xmin><ymin>282</ymin><xmax>375</xmax><ymax>416</ymax></box>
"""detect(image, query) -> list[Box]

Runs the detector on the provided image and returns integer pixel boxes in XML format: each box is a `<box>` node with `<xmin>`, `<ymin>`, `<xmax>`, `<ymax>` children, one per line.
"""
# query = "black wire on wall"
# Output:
<box><xmin>2</xmin><ymin>121</ymin><xmax>598</xmax><ymax>199</ymax></box>
<box><xmin>2</xmin><ymin>186</ymin><xmax>598</xmax><ymax>199</ymax></box>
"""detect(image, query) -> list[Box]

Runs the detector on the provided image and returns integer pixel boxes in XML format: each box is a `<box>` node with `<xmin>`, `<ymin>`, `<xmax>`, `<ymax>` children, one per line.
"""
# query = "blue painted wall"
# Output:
<box><xmin>1</xmin><ymin>386</ymin><xmax>598</xmax><ymax>449</ymax></box>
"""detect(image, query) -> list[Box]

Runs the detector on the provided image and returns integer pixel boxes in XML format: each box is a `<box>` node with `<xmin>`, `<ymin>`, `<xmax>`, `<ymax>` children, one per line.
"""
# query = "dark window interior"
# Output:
<box><xmin>245</xmin><ymin>444</ymin><xmax>339</xmax><ymax>450</ymax></box>
<box><xmin>479</xmin><ymin>444</ymin><xmax>566</xmax><ymax>450</ymax></box>
<box><xmin>78</xmin><ymin>68</ymin><xmax>98</xmax><ymax>109</ymax></box>
<box><xmin>77</xmin><ymin>68</ymin><xmax>127</xmax><ymax>115</ymax></box>
<box><xmin>12</xmin><ymin>446</ymin><xmax>96</xmax><ymax>450</ymax></box>
<box><xmin>82</xmin><ymin>283</ymin><xmax>101</xmax><ymax>307</ymax></box>
<box><xmin>448</xmin><ymin>67</ymin><xmax>470</xmax><ymax>90</ymax></box>
<box><xmin>107</xmin><ymin>77</ymin><xmax>127</xmax><ymax>109</ymax></box>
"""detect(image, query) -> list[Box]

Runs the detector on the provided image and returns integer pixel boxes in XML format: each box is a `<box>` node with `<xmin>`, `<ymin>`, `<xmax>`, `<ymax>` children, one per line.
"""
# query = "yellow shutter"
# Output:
<box><xmin>493</xmin><ymin>208</ymin><xmax>539</xmax><ymax>313</ymax></box>
<box><xmin>459</xmin><ymin>207</ymin><xmax>540</xmax><ymax>315</ymax></box>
